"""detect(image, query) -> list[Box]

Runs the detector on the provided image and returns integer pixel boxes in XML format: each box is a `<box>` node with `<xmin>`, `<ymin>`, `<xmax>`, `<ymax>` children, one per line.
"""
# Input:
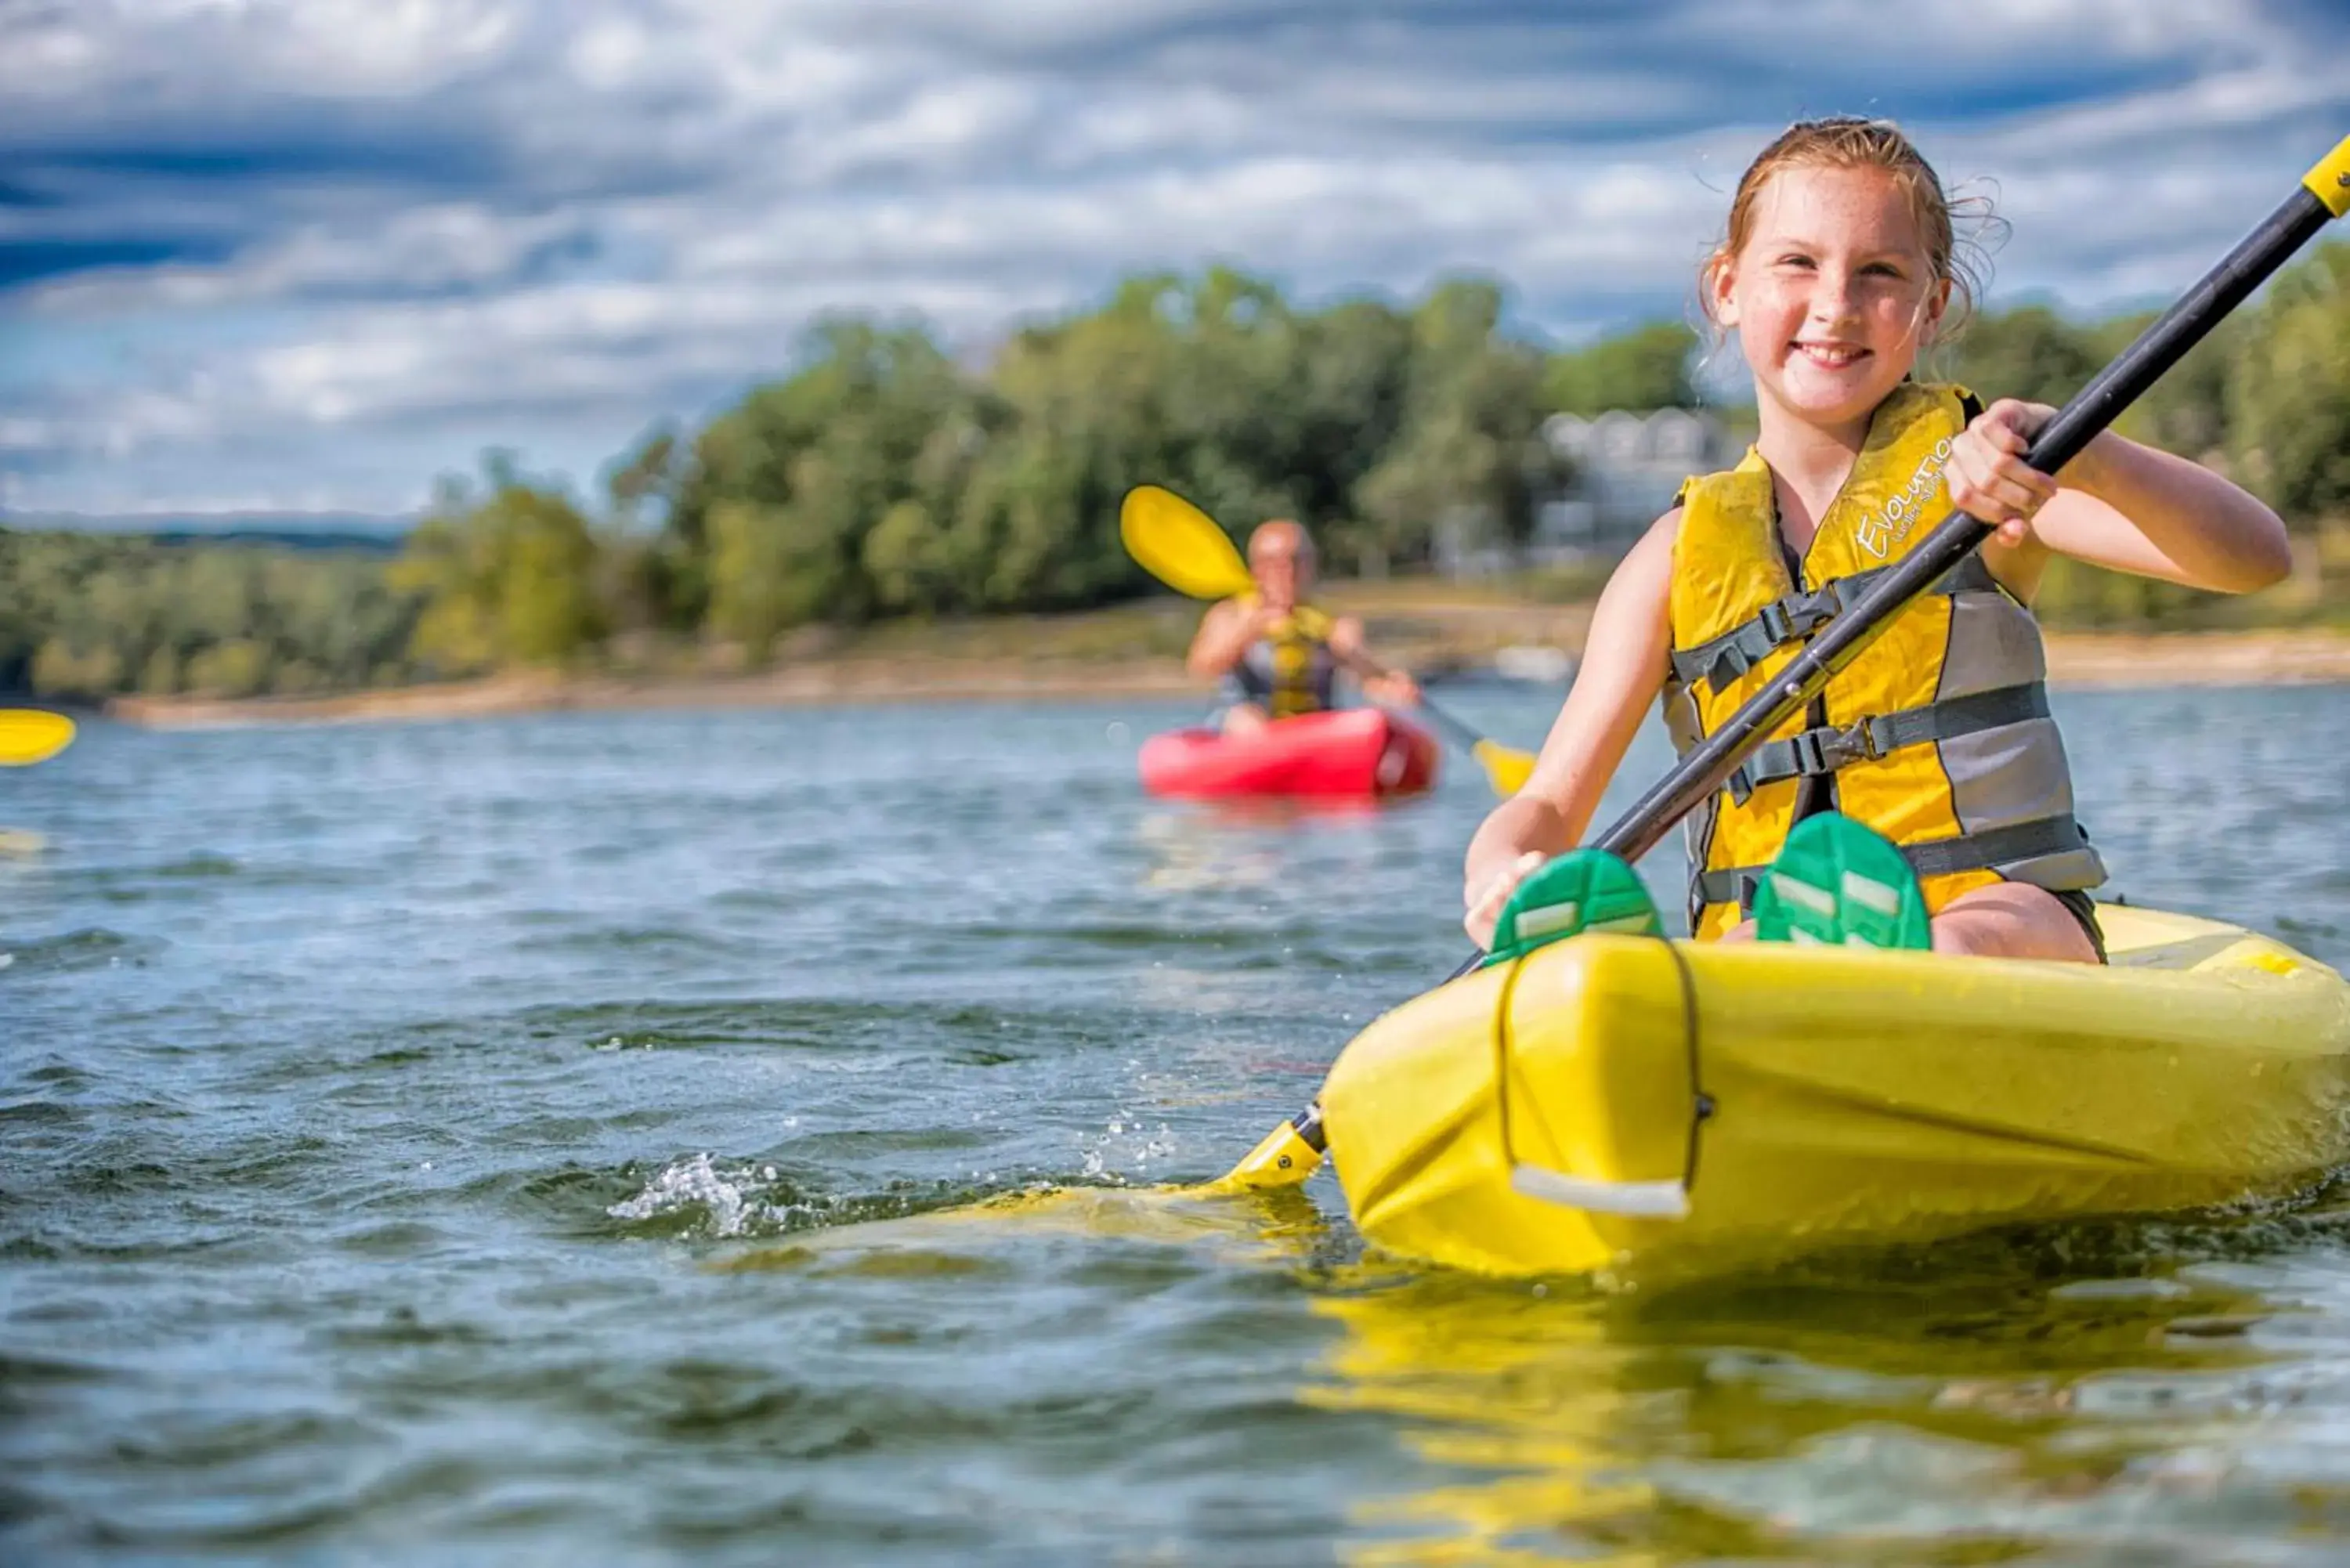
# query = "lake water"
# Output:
<box><xmin>8</xmin><ymin>685</ymin><xmax>2350</xmax><ymax>1565</ymax></box>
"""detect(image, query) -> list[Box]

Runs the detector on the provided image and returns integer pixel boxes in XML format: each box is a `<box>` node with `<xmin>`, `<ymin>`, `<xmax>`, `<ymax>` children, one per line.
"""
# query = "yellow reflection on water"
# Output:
<box><xmin>1301</xmin><ymin>1230</ymin><xmax>2294</xmax><ymax>1566</ymax></box>
<box><xmin>1307</xmin><ymin>1274</ymin><xmax>1663</xmax><ymax>1566</ymax></box>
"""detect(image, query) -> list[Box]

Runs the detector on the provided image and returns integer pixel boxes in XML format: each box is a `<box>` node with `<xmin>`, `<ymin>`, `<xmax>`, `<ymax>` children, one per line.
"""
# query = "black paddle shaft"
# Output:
<box><xmin>1592</xmin><ymin>179</ymin><xmax>2338</xmax><ymax>868</ymax></box>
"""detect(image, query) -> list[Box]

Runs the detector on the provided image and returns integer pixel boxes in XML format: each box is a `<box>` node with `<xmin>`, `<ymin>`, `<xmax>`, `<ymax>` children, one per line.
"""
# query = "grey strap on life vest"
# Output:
<box><xmin>1668</xmin><ymin>555</ymin><xmax>2002</xmax><ymax>692</ymax></box>
<box><xmin>1725</xmin><ymin>682</ymin><xmax>2052</xmax><ymax>806</ymax></box>
<box><xmin>1694</xmin><ymin>813</ymin><xmax>2092</xmax><ymax>912</ymax></box>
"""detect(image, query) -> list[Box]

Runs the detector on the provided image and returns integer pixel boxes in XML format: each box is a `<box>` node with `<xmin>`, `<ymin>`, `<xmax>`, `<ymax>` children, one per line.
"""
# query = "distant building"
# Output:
<box><xmin>1533</xmin><ymin>406</ymin><xmax>1741</xmax><ymax>558</ymax></box>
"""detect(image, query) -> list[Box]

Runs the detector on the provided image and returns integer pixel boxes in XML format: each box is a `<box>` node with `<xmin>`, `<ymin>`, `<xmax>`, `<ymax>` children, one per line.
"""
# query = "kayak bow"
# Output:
<box><xmin>1321</xmin><ymin>905</ymin><xmax>2350</xmax><ymax>1279</ymax></box>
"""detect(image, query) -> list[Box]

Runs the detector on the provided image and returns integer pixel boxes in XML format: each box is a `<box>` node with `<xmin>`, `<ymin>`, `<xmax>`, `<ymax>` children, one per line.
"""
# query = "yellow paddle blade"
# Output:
<box><xmin>1119</xmin><ymin>484</ymin><xmax>1254</xmax><ymax>601</ymax></box>
<box><xmin>717</xmin><ymin>1183</ymin><xmax>1332</xmax><ymax>1275</ymax></box>
<box><xmin>0</xmin><ymin>710</ymin><xmax>76</xmax><ymax>767</ymax></box>
<box><xmin>1207</xmin><ymin>1115</ymin><xmax>1325</xmax><ymax>1192</ymax></box>
<box><xmin>1473</xmin><ymin>737</ymin><xmax>1537</xmax><ymax>797</ymax></box>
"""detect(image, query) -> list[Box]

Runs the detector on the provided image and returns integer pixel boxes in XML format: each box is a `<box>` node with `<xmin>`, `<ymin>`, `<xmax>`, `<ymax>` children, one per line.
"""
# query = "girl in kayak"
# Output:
<box><xmin>1463</xmin><ymin>116</ymin><xmax>2291</xmax><ymax>962</ymax></box>
<box><xmin>1185</xmin><ymin>518</ymin><xmax>1420</xmax><ymax>735</ymax></box>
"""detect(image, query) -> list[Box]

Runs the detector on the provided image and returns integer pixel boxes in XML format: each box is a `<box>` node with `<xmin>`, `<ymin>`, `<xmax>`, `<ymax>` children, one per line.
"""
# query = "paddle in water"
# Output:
<box><xmin>1213</xmin><ymin>131</ymin><xmax>2350</xmax><ymax>1193</ymax></box>
<box><xmin>1119</xmin><ymin>485</ymin><xmax>1538</xmax><ymax>798</ymax></box>
<box><xmin>0</xmin><ymin>710</ymin><xmax>77</xmax><ymax>768</ymax></box>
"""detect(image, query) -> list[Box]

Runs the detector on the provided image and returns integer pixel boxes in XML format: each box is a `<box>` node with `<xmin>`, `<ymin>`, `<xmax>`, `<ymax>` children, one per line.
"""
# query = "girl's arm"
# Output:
<box><xmin>1950</xmin><ymin>399</ymin><xmax>2294</xmax><ymax>596</ymax></box>
<box><xmin>1462</xmin><ymin>511</ymin><xmax>1677</xmax><ymax>945</ymax></box>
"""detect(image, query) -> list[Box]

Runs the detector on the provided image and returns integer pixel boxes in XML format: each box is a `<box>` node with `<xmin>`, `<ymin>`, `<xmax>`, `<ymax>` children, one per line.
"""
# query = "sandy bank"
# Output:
<box><xmin>105</xmin><ymin>659</ymin><xmax>1201</xmax><ymax>730</ymax></box>
<box><xmin>2041</xmin><ymin>628</ymin><xmax>2350</xmax><ymax>688</ymax></box>
<box><xmin>102</xmin><ymin>625</ymin><xmax>2350</xmax><ymax>731</ymax></box>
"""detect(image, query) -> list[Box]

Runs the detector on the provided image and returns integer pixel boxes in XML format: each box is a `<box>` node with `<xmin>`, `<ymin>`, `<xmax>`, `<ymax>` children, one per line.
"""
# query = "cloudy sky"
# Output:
<box><xmin>3</xmin><ymin>0</ymin><xmax>2344</xmax><ymax>518</ymax></box>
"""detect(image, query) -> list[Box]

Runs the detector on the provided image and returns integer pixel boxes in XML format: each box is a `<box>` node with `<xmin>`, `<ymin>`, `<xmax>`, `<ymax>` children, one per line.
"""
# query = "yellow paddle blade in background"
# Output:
<box><xmin>1119</xmin><ymin>484</ymin><xmax>1254</xmax><ymax>602</ymax></box>
<box><xmin>0</xmin><ymin>710</ymin><xmax>76</xmax><ymax>767</ymax></box>
<box><xmin>1473</xmin><ymin>739</ymin><xmax>1537</xmax><ymax>797</ymax></box>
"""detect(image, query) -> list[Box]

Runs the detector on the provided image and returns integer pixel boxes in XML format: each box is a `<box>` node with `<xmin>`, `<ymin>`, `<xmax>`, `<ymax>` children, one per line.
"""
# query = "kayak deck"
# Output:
<box><xmin>1321</xmin><ymin>906</ymin><xmax>2350</xmax><ymax>1280</ymax></box>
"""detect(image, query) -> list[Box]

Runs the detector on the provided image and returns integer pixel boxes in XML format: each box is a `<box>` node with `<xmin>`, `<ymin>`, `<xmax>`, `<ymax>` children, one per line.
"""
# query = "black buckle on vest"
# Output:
<box><xmin>1707</xmin><ymin>646</ymin><xmax>1754</xmax><ymax>688</ymax></box>
<box><xmin>1755</xmin><ymin>599</ymin><xmax>1797</xmax><ymax>645</ymax></box>
<box><xmin>1790</xmin><ymin>717</ymin><xmax>1884</xmax><ymax>776</ymax></box>
<box><xmin>1725</xmin><ymin>715</ymin><xmax>1885</xmax><ymax>806</ymax></box>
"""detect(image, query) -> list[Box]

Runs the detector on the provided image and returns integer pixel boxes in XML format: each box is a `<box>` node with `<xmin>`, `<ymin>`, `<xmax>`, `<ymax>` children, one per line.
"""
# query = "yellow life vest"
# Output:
<box><xmin>1229</xmin><ymin>600</ymin><xmax>1337</xmax><ymax>718</ymax></box>
<box><xmin>1661</xmin><ymin>381</ymin><xmax>2106</xmax><ymax>939</ymax></box>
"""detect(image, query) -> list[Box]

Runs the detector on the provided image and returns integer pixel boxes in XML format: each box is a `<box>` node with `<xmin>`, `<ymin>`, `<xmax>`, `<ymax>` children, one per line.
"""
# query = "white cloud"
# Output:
<box><xmin>2</xmin><ymin>0</ymin><xmax>2344</xmax><ymax>512</ymax></box>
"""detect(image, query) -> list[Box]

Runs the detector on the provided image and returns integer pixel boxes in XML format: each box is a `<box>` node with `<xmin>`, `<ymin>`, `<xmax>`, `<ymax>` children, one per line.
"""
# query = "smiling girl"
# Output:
<box><xmin>1462</xmin><ymin>117</ymin><xmax>2291</xmax><ymax>963</ymax></box>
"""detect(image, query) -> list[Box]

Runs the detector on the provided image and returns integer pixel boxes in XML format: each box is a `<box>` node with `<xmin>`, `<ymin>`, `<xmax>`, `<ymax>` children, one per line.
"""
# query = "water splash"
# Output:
<box><xmin>1077</xmin><ymin>1111</ymin><xmax>1177</xmax><ymax>1183</ymax></box>
<box><xmin>606</xmin><ymin>1153</ymin><xmax>785</xmax><ymax>1238</ymax></box>
<box><xmin>603</xmin><ymin>1154</ymin><xmax>971</xmax><ymax>1240</ymax></box>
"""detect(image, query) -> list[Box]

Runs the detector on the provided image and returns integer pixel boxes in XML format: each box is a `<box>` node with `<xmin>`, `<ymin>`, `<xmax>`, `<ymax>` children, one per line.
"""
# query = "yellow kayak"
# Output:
<box><xmin>1322</xmin><ymin>905</ymin><xmax>2350</xmax><ymax>1281</ymax></box>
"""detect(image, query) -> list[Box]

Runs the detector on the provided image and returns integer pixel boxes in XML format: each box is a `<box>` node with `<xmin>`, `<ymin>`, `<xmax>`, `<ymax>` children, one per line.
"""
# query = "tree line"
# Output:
<box><xmin>5</xmin><ymin>244</ymin><xmax>2345</xmax><ymax>702</ymax></box>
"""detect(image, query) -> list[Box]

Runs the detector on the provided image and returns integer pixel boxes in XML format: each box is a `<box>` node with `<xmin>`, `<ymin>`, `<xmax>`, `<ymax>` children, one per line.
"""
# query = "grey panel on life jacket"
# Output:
<box><xmin>1933</xmin><ymin>587</ymin><xmax>2106</xmax><ymax>893</ymax></box>
<box><xmin>1934</xmin><ymin>580</ymin><xmax>2048</xmax><ymax>697</ymax></box>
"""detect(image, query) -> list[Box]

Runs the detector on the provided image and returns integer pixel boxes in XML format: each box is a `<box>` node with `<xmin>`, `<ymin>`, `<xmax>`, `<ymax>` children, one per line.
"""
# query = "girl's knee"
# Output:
<box><xmin>1929</xmin><ymin>883</ymin><xmax>2099</xmax><ymax>963</ymax></box>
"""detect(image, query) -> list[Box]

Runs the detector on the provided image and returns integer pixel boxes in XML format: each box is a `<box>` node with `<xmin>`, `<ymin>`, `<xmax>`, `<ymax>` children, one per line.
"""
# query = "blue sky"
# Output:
<box><xmin>3</xmin><ymin>0</ymin><xmax>2345</xmax><ymax>517</ymax></box>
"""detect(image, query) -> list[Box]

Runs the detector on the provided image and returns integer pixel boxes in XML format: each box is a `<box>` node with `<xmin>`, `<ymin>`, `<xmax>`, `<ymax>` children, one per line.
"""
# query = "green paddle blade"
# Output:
<box><xmin>1752</xmin><ymin>812</ymin><xmax>1932</xmax><ymax>951</ymax></box>
<box><xmin>1484</xmin><ymin>847</ymin><xmax>1662</xmax><ymax>969</ymax></box>
<box><xmin>1119</xmin><ymin>485</ymin><xmax>1254</xmax><ymax>601</ymax></box>
<box><xmin>0</xmin><ymin>710</ymin><xmax>76</xmax><ymax>767</ymax></box>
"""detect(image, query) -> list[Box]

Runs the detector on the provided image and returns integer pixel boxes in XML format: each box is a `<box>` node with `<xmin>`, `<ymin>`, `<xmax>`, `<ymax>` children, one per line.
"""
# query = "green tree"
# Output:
<box><xmin>392</xmin><ymin>460</ymin><xmax>604</xmax><ymax>672</ymax></box>
<box><xmin>2090</xmin><ymin>309</ymin><xmax>2241</xmax><ymax>462</ymax></box>
<box><xmin>606</xmin><ymin>425</ymin><xmax>684</xmax><ymax>526</ymax></box>
<box><xmin>1355</xmin><ymin>278</ymin><xmax>1560</xmax><ymax>566</ymax></box>
<box><xmin>2231</xmin><ymin>240</ymin><xmax>2350</xmax><ymax>526</ymax></box>
<box><xmin>184</xmin><ymin>638</ymin><xmax>273</xmax><ymax>697</ymax></box>
<box><xmin>671</xmin><ymin>320</ymin><xmax>976</xmax><ymax>646</ymax></box>
<box><xmin>1</xmin><ymin>530</ymin><xmax>425</xmax><ymax>700</ymax></box>
<box><xmin>1544</xmin><ymin>320</ymin><xmax>1697</xmax><ymax>414</ymax></box>
<box><xmin>1948</xmin><ymin>304</ymin><xmax>2101</xmax><ymax>406</ymax></box>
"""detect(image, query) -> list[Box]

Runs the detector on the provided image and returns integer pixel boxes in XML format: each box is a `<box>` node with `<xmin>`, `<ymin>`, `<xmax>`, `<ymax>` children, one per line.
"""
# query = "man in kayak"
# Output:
<box><xmin>1184</xmin><ymin>518</ymin><xmax>1421</xmax><ymax>735</ymax></box>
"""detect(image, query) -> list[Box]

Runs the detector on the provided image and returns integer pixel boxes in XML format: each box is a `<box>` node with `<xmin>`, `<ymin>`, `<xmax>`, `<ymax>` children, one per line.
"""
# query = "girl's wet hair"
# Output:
<box><xmin>1701</xmin><ymin>116</ymin><xmax>2001</xmax><ymax>349</ymax></box>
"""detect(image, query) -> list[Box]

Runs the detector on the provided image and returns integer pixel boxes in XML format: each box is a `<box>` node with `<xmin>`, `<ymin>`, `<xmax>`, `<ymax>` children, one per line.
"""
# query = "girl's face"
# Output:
<box><xmin>1710</xmin><ymin>164</ymin><xmax>1949</xmax><ymax>432</ymax></box>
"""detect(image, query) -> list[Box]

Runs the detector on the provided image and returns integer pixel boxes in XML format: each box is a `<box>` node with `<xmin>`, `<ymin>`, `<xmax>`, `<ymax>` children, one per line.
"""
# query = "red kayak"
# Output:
<box><xmin>1138</xmin><ymin>710</ymin><xmax>1441</xmax><ymax>800</ymax></box>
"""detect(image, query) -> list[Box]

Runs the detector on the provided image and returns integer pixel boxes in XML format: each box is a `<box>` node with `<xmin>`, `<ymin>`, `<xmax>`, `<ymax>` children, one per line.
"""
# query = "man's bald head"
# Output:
<box><xmin>1247</xmin><ymin>518</ymin><xmax>1315</xmax><ymax>567</ymax></box>
<box><xmin>1246</xmin><ymin>518</ymin><xmax>1316</xmax><ymax>609</ymax></box>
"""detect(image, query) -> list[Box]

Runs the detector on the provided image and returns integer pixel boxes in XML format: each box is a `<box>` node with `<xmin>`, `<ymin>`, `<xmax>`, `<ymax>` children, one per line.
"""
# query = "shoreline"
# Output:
<box><xmin>2040</xmin><ymin>628</ymin><xmax>2350</xmax><ymax>688</ymax></box>
<box><xmin>99</xmin><ymin>627</ymin><xmax>2350</xmax><ymax>730</ymax></box>
<box><xmin>103</xmin><ymin>660</ymin><xmax>1203</xmax><ymax>729</ymax></box>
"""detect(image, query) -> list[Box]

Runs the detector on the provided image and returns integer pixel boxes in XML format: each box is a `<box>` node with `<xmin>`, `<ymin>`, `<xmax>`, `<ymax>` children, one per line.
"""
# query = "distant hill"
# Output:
<box><xmin>2</xmin><ymin>511</ymin><xmax>413</xmax><ymax>554</ymax></box>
